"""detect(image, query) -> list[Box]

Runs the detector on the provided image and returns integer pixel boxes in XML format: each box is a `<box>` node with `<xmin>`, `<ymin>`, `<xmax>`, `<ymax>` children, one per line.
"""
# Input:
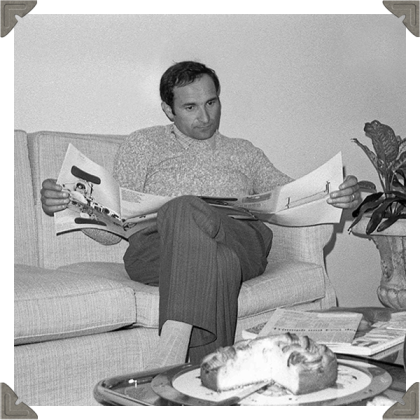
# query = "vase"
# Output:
<box><xmin>351</xmin><ymin>218</ymin><xmax>406</xmax><ymax>310</ymax></box>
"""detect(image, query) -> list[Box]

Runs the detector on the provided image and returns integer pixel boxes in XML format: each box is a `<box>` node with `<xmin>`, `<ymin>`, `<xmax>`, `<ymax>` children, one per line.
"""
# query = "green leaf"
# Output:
<box><xmin>384</xmin><ymin>191</ymin><xmax>406</xmax><ymax>200</ymax></box>
<box><xmin>397</xmin><ymin>136</ymin><xmax>406</xmax><ymax>153</ymax></box>
<box><xmin>390</xmin><ymin>150</ymin><xmax>406</xmax><ymax>174</ymax></box>
<box><xmin>358</xmin><ymin>180</ymin><xmax>377</xmax><ymax>192</ymax></box>
<box><xmin>351</xmin><ymin>192</ymin><xmax>383</xmax><ymax>218</ymax></box>
<box><xmin>377</xmin><ymin>214</ymin><xmax>403</xmax><ymax>232</ymax></box>
<box><xmin>365</xmin><ymin>197</ymin><xmax>399</xmax><ymax>234</ymax></box>
<box><xmin>351</xmin><ymin>138</ymin><xmax>384</xmax><ymax>174</ymax></box>
<box><xmin>348</xmin><ymin>192</ymin><xmax>384</xmax><ymax>232</ymax></box>
<box><xmin>364</xmin><ymin>120</ymin><xmax>400</xmax><ymax>164</ymax></box>
<box><xmin>395</xmin><ymin>168</ymin><xmax>406</xmax><ymax>187</ymax></box>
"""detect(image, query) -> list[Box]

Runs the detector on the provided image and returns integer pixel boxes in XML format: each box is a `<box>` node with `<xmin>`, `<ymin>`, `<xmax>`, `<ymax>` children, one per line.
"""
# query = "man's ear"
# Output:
<box><xmin>161</xmin><ymin>101</ymin><xmax>174</xmax><ymax>121</ymax></box>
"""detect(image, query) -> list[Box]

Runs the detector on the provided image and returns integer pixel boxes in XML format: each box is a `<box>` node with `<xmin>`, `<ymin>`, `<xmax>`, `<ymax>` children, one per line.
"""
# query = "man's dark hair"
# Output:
<box><xmin>160</xmin><ymin>61</ymin><xmax>221</xmax><ymax>111</ymax></box>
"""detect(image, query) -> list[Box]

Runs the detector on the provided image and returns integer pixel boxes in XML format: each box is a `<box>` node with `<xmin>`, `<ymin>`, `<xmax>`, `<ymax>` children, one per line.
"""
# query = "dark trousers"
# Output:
<box><xmin>123</xmin><ymin>195</ymin><xmax>273</xmax><ymax>363</ymax></box>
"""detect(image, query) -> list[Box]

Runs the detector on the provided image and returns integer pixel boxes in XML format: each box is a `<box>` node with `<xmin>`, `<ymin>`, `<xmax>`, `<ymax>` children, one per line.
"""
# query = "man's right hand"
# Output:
<box><xmin>40</xmin><ymin>179</ymin><xmax>70</xmax><ymax>216</ymax></box>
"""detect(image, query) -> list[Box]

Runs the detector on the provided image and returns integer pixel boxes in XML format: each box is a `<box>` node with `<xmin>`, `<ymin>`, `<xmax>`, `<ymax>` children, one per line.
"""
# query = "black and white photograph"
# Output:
<box><xmin>2</xmin><ymin>1</ymin><xmax>417</xmax><ymax>418</ymax></box>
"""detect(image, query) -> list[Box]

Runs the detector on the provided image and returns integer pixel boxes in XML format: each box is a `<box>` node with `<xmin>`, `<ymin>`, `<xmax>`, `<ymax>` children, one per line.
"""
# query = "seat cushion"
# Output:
<box><xmin>14</xmin><ymin>264</ymin><xmax>137</xmax><ymax>345</ymax></box>
<box><xmin>58</xmin><ymin>262</ymin><xmax>159</xmax><ymax>327</ymax></box>
<box><xmin>57</xmin><ymin>260</ymin><xmax>326</xmax><ymax>329</ymax></box>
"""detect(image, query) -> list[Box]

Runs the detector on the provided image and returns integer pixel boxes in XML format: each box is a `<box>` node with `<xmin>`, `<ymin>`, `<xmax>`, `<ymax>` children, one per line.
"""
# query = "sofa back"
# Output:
<box><xmin>16</xmin><ymin>130</ymin><xmax>129</xmax><ymax>269</ymax></box>
<box><xmin>15</xmin><ymin>129</ymin><xmax>333</xmax><ymax>272</ymax></box>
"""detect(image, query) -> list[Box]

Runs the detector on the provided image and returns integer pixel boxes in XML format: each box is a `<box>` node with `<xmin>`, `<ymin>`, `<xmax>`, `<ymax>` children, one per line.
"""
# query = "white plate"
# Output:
<box><xmin>151</xmin><ymin>359</ymin><xmax>392</xmax><ymax>406</ymax></box>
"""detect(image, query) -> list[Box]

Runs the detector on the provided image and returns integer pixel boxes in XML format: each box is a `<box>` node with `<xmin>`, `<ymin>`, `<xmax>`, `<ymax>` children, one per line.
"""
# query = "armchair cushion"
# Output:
<box><xmin>238</xmin><ymin>261</ymin><xmax>325</xmax><ymax>317</ymax></box>
<box><xmin>14</xmin><ymin>264</ymin><xmax>137</xmax><ymax>345</ymax></box>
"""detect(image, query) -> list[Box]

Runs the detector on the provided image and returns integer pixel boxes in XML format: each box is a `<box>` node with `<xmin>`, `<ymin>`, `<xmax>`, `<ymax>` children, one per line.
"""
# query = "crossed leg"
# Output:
<box><xmin>124</xmin><ymin>196</ymin><xmax>273</xmax><ymax>366</ymax></box>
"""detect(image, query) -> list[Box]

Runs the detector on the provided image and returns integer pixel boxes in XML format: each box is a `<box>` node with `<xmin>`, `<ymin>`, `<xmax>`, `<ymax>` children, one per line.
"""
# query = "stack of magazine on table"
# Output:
<box><xmin>242</xmin><ymin>308</ymin><xmax>406</xmax><ymax>359</ymax></box>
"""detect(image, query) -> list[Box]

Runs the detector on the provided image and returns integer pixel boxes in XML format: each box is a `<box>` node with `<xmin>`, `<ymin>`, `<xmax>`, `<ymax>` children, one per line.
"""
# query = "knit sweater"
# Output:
<box><xmin>113</xmin><ymin>124</ymin><xmax>292</xmax><ymax>197</ymax></box>
<box><xmin>84</xmin><ymin>124</ymin><xmax>293</xmax><ymax>245</ymax></box>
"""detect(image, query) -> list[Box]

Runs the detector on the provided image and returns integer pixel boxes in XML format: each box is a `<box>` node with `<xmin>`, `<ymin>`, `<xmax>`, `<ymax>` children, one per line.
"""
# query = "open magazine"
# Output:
<box><xmin>242</xmin><ymin>308</ymin><xmax>406</xmax><ymax>357</ymax></box>
<box><xmin>233</xmin><ymin>152</ymin><xmax>343</xmax><ymax>226</ymax></box>
<box><xmin>326</xmin><ymin>311</ymin><xmax>406</xmax><ymax>357</ymax></box>
<box><xmin>55</xmin><ymin>144</ymin><xmax>344</xmax><ymax>239</ymax></box>
<box><xmin>242</xmin><ymin>308</ymin><xmax>363</xmax><ymax>344</ymax></box>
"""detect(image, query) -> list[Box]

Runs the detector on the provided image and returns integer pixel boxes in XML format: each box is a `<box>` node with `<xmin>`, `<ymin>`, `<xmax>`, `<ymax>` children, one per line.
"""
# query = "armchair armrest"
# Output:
<box><xmin>268</xmin><ymin>224</ymin><xmax>334</xmax><ymax>267</ymax></box>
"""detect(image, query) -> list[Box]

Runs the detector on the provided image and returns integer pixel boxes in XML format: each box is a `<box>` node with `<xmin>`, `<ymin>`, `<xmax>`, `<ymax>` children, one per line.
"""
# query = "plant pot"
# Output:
<box><xmin>351</xmin><ymin>218</ymin><xmax>406</xmax><ymax>310</ymax></box>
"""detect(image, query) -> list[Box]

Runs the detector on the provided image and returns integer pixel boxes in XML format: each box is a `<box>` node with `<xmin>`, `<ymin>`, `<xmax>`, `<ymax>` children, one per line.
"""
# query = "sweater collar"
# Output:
<box><xmin>171</xmin><ymin>124</ymin><xmax>218</xmax><ymax>150</ymax></box>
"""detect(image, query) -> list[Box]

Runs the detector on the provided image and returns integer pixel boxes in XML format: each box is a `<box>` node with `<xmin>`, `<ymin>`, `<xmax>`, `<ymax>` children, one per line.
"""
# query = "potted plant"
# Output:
<box><xmin>349</xmin><ymin>120</ymin><xmax>406</xmax><ymax>310</ymax></box>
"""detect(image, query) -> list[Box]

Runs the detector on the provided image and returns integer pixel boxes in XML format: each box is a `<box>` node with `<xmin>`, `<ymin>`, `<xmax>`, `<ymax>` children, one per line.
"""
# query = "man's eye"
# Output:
<box><xmin>185</xmin><ymin>105</ymin><xmax>194</xmax><ymax>111</ymax></box>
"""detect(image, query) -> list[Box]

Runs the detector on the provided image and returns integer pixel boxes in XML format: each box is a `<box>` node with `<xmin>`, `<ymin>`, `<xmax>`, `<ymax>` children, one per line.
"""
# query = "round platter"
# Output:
<box><xmin>151</xmin><ymin>359</ymin><xmax>392</xmax><ymax>406</ymax></box>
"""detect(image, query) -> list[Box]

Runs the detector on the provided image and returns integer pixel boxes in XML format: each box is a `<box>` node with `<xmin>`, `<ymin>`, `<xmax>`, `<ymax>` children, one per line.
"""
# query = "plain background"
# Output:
<box><xmin>14</xmin><ymin>14</ymin><xmax>406</xmax><ymax>307</ymax></box>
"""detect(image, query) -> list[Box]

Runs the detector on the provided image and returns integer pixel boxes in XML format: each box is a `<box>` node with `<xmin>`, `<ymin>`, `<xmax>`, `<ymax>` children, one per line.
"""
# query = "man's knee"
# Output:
<box><xmin>157</xmin><ymin>195</ymin><xmax>220</xmax><ymax>238</ymax></box>
<box><xmin>158</xmin><ymin>195</ymin><xmax>203</xmax><ymax>215</ymax></box>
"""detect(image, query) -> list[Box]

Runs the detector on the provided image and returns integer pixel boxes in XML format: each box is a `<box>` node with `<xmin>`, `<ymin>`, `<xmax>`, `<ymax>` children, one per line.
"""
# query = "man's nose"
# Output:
<box><xmin>197</xmin><ymin>106</ymin><xmax>210</xmax><ymax>123</ymax></box>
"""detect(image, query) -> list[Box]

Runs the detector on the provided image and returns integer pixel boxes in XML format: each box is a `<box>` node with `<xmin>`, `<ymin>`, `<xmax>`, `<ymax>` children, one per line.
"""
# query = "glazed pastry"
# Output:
<box><xmin>200</xmin><ymin>333</ymin><xmax>337</xmax><ymax>395</ymax></box>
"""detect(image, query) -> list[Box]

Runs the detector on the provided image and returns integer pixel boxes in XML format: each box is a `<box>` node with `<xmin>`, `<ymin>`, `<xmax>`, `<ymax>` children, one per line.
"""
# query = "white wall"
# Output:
<box><xmin>14</xmin><ymin>14</ymin><xmax>405</xmax><ymax>307</ymax></box>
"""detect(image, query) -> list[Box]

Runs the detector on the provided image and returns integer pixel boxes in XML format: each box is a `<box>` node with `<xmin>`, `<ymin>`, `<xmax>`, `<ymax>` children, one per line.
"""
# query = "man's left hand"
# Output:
<box><xmin>327</xmin><ymin>175</ymin><xmax>361</xmax><ymax>209</ymax></box>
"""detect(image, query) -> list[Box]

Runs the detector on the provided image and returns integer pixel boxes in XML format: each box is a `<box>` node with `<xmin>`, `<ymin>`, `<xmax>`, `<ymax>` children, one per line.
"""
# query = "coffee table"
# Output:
<box><xmin>93</xmin><ymin>354</ymin><xmax>405</xmax><ymax>406</ymax></box>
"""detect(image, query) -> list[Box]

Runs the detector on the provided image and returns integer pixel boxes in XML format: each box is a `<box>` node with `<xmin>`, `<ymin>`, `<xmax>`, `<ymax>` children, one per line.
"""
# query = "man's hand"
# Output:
<box><xmin>327</xmin><ymin>175</ymin><xmax>361</xmax><ymax>210</ymax></box>
<box><xmin>40</xmin><ymin>179</ymin><xmax>70</xmax><ymax>216</ymax></box>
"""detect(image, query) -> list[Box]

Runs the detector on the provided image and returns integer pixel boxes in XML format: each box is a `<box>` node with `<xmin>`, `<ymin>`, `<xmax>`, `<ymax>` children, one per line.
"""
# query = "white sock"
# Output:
<box><xmin>147</xmin><ymin>320</ymin><xmax>192</xmax><ymax>369</ymax></box>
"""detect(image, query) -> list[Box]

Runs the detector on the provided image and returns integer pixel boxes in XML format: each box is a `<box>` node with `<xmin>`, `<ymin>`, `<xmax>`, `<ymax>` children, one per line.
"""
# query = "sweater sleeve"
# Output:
<box><xmin>250</xmin><ymin>146</ymin><xmax>294</xmax><ymax>193</ymax></box>
<box><xmin>81</xmin><ymin>130</ymin><xmax>150</xmax><ymax>246</ymax></box>
<box><xmin>113</xmin><ymin>130</ymin><xmax>150</xmax><ymax>192</ymax></box>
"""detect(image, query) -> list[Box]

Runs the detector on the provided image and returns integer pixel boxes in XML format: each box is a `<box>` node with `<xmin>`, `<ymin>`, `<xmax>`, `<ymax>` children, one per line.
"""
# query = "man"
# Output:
<box><xmin>41</xmin><ymin>61</ymin><xmax>361</xmax><ymax>366</ymax></box>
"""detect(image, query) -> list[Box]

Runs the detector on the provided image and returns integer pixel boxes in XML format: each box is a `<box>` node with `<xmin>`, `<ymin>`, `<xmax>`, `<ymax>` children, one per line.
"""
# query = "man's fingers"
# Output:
<box><xmin>41</xmin><ymin>178</ymin><xmax>60</xmax><ymax>189</ymax></box>
<box><xmin>41</xmin><ymin>188</ymin><xmax>69</xmax><ymax>199</ymax></box>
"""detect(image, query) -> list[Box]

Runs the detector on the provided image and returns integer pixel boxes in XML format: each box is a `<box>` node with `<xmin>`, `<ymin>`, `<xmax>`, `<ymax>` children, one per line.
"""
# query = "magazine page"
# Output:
<box><xmin>233</xmin><ymin>188</ymin><xmax>281</xmax><ymax>214</ymax></box>
<box><xmin>120</xmin><ymin>188</ymin><xmax>173</xmax><ymax>220</ymax></box>
<box><xmin>327</xmin><ymin>311</ymin><xmax>406</xmax><ymax>356</ymax></box>
<box><xmin>55</xmin><ymin>144</ymin><xmax>124</xmax><ymax>235</ymax></box>
<box><xmin>234</xmin><ymin>152</ymin><xmax>344</xmax><ymax>226</ymax></box>
<box><xmin>121</xmin><ymin>213</ymin><xmax>158</xmax><ymax>237</ymax></box>
<box><xmin>55</xmin><ymin>144</ymin><xmax>174</xmax><ymax>238</ymax></box>
<box><xmin>250</xmin><ymin>308</ymin><xmax>363</xmax><ymax>344</ymax></box>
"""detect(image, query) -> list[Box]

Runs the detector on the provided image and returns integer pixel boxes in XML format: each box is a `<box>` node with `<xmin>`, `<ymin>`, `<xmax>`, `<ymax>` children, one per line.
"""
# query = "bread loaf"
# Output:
<box><xmin>200</xmin><ymin>333</ymin><xmax>337</xmax><ymax>395</ymax></box>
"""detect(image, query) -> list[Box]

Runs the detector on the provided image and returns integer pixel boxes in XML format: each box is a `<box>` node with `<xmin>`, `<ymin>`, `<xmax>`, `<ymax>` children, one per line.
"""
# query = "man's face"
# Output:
<box><xmin>162</xmin><ymin>74</ymin><xmax>221</xmax><ymax>140</ymax></box>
